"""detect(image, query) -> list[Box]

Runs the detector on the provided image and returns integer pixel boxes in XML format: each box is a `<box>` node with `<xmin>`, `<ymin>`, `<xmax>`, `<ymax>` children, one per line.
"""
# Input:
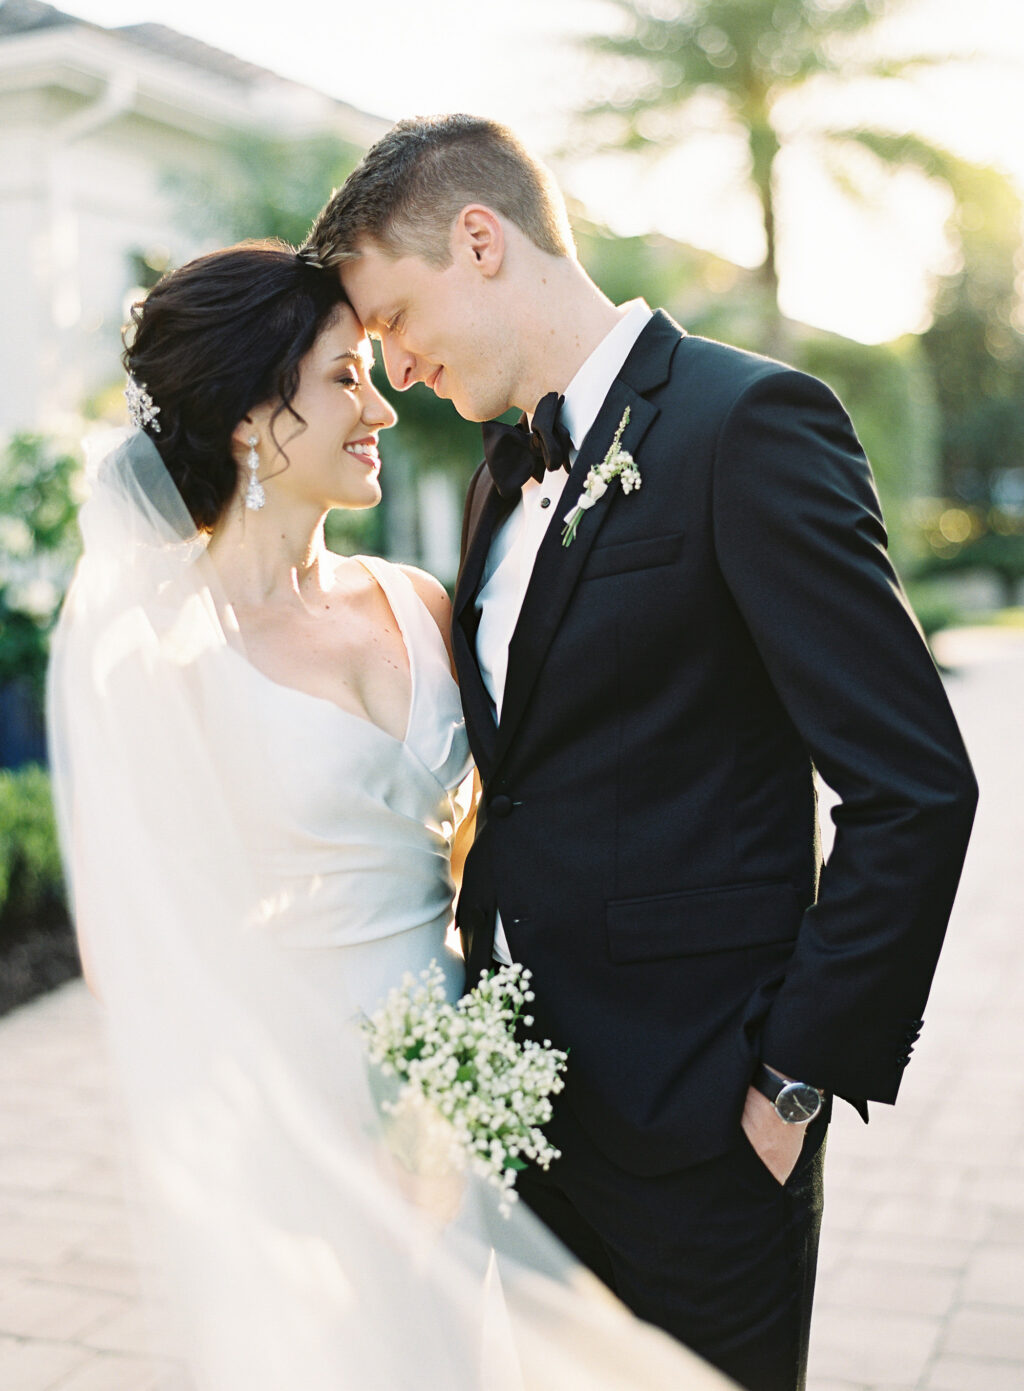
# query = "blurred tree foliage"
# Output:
<box><xmin>576</xmin><ymin>2</ymin><xmax>1024</xmax><ymax>603</ymax></box>
<box><xmin>914</xmin><ymin>166</ymin><xmax>1024</xmax><ymax>601</ymax></box>
<box><xmin>168</xmin><ymin>131</ymin><xmax>363</xmax><ymax>249</ymax></box>
<box><xmin>795</xmin><ymin>332</ymin><xmax>937</xmax><ymax>566</ymax></box>
<box><xmin>576</xmin><ymin>219</ymin><xmax>936</xmax><ymax>570</ymax></box>
<box><xmin>577</xmin><ymin>0</ymin><xmax>1005</xmax><ymax>355</ymax></box>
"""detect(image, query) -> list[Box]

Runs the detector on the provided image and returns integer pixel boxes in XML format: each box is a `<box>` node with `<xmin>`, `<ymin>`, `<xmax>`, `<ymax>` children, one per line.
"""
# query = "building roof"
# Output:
<box><xmin>111</xmin><ymin>22</ymin><xmax>280</xmax><ymax>88</ymax></box>
<box><xmin>0</xmin><ymin>0</ymin><xmax>80</xmax><ymax>36</ymax></box>
<box><xmin>0</xmin><ymin>0</ymin><xmax>378</xmax><ymax>116</ymax></box>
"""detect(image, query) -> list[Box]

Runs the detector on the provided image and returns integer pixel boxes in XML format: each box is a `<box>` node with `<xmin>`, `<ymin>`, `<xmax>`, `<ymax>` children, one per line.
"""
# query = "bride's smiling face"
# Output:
<box><xmin>243</xmin><ymin>305</ymin><xmax>397</xmax><ymax>512</ymax></box>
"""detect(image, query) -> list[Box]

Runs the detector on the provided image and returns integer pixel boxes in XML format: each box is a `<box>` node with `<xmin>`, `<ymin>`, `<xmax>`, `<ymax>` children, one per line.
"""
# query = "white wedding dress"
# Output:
<box><xmin>49</xmin><ymin>430</ymin><xmax>732</xmax><ymax>1391</ymax></box>
<box><xmin>218</xmin><ymin>553</ymin><xmax>472</xmax><ymax>1015</ymax></box>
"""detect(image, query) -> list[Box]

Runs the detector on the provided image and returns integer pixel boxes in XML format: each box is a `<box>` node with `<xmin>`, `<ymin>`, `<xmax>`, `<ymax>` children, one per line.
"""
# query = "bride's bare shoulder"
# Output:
<box><xmin>328</xmin><ymin>552</ymin><xmax>452</xmax><ymax>647</ymax></box>
<box><xmin>396</xmin><ymin>563</ymin><xmax>452</xmax><ymax>639</ymax></box>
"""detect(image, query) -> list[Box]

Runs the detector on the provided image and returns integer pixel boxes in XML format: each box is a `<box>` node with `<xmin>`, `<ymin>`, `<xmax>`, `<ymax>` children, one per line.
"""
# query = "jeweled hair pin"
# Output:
<box><xmin>125</xmin><ymin>376</ymin><xmax>161</xmax><ymax>433</ymax></box>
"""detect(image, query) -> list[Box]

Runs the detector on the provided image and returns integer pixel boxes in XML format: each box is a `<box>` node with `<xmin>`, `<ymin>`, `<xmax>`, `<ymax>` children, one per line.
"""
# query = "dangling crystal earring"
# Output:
<box><xmin>244</xmin><ymin>435</ymin><xmax>265</xmax><ymax>511</ymax></box>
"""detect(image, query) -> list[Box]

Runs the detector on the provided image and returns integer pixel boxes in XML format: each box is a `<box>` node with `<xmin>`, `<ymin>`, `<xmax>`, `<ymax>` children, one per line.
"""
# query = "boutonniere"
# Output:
<box><xmin>561</xmin><ymin>407</ymin><xmax>641</xmax><ymax>547</ymax></box>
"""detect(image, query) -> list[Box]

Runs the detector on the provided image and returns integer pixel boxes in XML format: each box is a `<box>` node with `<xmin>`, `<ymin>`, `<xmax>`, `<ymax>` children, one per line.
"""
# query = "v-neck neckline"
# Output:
<box><xmin>229</xmin><ymin>555</ymin><xmax>415</xmax><ymax>748</ymax></box>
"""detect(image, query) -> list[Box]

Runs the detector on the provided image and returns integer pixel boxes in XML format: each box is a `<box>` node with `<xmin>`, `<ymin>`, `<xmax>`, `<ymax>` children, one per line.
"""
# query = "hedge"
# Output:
<box><xmin>0</xmin><ymin>765</ymin><xmax>80</xmax><ymax>1016</ymax></box>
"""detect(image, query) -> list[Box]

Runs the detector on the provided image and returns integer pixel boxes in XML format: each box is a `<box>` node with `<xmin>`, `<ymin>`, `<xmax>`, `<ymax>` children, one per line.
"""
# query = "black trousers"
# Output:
<box><xmin>517</xmin><ymin>1099</ymin><xmax>827</xmax><ymax>1391</ymax></box>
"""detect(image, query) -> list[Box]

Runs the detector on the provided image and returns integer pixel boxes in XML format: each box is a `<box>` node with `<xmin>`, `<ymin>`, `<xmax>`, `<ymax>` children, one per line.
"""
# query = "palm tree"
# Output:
<box><xmin>579</xmin><ymin>0</ymin><xmax>994</xmax><ymax>350</ymax></box>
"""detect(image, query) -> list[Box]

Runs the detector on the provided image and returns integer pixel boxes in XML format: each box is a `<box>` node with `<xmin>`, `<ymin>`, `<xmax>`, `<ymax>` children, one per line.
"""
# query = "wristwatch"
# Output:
<box><xmin>752</xmin><ymin>1064</ymin><xmax>824</xmax><ymax>1125</ymax></box>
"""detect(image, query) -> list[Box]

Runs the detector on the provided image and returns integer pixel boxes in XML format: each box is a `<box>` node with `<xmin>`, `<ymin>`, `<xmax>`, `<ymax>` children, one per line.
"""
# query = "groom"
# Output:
<box><xmin>311</xmin><ymin>116</ymin><xmax>977</xmax><ymax>1390</ymax></box>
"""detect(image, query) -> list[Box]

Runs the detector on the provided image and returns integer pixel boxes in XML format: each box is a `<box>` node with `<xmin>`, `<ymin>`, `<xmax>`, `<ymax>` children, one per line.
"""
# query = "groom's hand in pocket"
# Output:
<box><xmin>740</xmin><ymin>1084</ymin><xmax>808</xmax><ymax>1186</ymax></box>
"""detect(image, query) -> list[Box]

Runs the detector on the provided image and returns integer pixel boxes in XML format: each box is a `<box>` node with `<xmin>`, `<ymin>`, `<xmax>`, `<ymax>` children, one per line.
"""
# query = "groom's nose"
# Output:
<box><xmin>379</xmin><ymin>336</ymin><xmax>418</xmax><ymax>392</ymax></box>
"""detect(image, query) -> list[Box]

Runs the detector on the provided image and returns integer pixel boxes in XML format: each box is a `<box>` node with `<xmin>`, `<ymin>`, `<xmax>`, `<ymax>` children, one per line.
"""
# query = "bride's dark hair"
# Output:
<box><xmin>123</xmin><ymin>240</ymin><xmax>347</xmax><ymax>532</ymax></box>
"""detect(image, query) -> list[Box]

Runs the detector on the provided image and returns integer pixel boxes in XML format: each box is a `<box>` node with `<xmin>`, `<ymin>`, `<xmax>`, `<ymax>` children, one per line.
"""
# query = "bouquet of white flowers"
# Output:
<box><xmin>362</xmin><ymin>960</ymin><xmax>568</xmax><ymax>1214</ymax></box>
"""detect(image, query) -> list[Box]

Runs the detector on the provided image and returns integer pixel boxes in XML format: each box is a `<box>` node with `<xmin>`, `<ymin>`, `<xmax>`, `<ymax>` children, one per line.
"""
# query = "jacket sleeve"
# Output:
<box><xmin>713</xmin><ymin>365</ymin><xmax>978</xmax><ymax>1104</ymax></box>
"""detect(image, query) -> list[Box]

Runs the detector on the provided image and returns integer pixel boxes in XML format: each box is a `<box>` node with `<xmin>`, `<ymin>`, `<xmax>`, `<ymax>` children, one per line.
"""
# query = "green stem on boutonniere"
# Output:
<box><xmin>562</xmin><ymin>406</ymin><xmax>636</xmax><ymax>548</ymax></box>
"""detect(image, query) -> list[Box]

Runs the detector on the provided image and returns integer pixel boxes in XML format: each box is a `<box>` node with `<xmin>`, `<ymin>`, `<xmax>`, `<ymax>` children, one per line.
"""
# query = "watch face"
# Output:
<box><xmin>776</xmin><ymin>1082</ymin><xmax>822</xmax><ymax>1125</ymax></box>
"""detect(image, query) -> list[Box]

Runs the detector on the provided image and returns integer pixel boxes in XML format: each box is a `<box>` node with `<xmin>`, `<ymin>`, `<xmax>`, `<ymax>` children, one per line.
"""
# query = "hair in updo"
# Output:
<box><xmin>123</xmin><ymin>240</ymin><xmax>347</xmax><ymax>531</ymax></box>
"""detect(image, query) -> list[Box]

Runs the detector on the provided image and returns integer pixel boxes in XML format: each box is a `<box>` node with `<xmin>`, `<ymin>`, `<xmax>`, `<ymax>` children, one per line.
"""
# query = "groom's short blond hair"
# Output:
<box><xmin>310</xmin><ymin>115</ymin><xmax>576</xmax><ymax>268</ymax></box>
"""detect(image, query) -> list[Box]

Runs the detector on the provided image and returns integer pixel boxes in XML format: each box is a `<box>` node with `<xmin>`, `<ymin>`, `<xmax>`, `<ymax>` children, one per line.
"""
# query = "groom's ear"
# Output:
<box><xmin>454</xmin><ymin>205</ymin><xmax>505</xmax><ymax>278</ymax></box>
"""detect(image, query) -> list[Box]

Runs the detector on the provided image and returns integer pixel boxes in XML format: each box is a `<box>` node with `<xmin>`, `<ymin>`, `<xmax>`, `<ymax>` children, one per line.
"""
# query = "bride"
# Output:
<box><xmin>48</xmin><ymin>240</ymin><xmax>732</xmax><ymax>1390</ymax></box>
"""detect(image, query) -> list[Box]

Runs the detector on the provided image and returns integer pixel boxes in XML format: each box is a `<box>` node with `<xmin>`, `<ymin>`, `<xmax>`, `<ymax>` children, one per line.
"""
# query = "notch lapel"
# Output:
<box><xmin>455</xmin><ymin>310</ymin><xmax>684</xmax><ymax>779</ymax></box>
<box><xmin>493</xmin><ymin>381</ymin><xmax>659</xmax><ymax>768</ymax></box>
<box><xmin>452</xmin><ymin>480</ymin><xmax>515</xmax><ymax>777</ymax></box>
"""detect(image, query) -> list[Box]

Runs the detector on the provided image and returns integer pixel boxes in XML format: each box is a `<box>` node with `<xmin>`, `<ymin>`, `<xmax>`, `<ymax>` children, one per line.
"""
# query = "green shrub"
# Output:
<box><xmin>0</xmin><ymin>765</ymin><xmax>64</xmax><ymax>917</ymax></box>
<box><xmin>0</xmin><ymin>765</ymin><xmax>78</xmax><ymax>1015</ymax></box>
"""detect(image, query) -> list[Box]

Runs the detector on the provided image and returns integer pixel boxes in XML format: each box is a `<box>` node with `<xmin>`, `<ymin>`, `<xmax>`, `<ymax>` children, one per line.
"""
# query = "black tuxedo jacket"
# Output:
<box><xmin>452</xmin><ymin>311</ymin><xmax>977</xmax><ymax>1175</ymax></box>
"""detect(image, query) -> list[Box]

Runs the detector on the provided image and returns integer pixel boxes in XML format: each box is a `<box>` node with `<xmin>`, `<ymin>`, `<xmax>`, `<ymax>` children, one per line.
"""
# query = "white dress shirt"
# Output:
<box><xmin>476</xmin><ymin>299</ymin><xmax>653</xmax><ymax>963</ymax></box>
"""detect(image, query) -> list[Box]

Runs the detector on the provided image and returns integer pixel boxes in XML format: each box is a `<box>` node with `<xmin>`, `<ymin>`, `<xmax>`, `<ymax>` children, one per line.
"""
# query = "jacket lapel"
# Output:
<box><xmin>493</xmin><ymin>389</ymin><xmax>657</xmax><ymax>768</ymax></box>
<box><xmin>452</xmin><ymin>479</ymin><xmax>515</xmax><ymax>776</ymax></box>
<box><xmin>456</xmin><ymin>310</ymin><xmax>683</xmax><ymax>777</ymax></box>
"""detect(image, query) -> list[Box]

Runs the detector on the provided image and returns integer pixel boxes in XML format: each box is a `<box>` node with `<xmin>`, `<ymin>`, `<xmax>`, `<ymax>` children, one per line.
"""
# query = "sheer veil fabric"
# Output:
<box><xmin>48</xmin><ymin>428</ymin><xmax>733</xmax><ymax>1390</ymax></box>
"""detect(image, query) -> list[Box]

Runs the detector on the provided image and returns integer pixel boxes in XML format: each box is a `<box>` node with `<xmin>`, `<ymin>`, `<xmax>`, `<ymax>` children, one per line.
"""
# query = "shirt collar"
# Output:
<box><xmin>560</xmin><ymin>299</ymin><xmax>652</xmax><ymax>452</ymax></box>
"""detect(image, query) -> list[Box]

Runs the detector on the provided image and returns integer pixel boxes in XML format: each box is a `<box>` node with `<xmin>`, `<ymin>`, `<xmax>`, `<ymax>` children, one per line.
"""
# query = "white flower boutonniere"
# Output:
<box><xmin>561</xmin><ymin>406</ymin><xmax>641</xmax><ymax>547</ymax></box>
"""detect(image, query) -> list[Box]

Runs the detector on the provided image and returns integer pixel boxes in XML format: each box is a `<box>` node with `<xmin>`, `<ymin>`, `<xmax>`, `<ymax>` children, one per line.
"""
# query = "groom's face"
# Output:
<box><xmin>340</xmin><ymin>239</ymin><xmax>514</xmax><ymax>423</ymax></box>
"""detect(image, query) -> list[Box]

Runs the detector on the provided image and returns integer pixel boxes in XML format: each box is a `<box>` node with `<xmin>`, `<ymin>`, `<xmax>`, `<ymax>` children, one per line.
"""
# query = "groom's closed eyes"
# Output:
<box><xmin>351</xmin><ymin>298</ymin><xmax>400</xmax><ymax>340</ymax></box>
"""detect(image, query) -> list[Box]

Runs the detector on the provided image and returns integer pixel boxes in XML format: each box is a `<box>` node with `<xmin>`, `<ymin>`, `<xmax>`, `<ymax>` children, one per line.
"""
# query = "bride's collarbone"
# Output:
<box><xmin>236</xmin><ymin>580</ymin><xmax>412</xmax><ymax>739</ymax></box>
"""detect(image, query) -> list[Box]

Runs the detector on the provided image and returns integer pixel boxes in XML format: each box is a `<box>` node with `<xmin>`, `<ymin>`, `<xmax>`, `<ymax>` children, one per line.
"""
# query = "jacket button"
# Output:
<box><xmin>490</xmin><ymin>794</ymin><xmax>514</xmax><ymax>818</ymax></box>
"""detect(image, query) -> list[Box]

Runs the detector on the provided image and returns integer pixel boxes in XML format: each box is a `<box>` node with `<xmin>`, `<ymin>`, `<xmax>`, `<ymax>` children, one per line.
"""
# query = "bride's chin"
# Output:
<box><xmin>328</xmin><ymin>487</ymin><xmax>382</xmax><ymax>512</ymax></box>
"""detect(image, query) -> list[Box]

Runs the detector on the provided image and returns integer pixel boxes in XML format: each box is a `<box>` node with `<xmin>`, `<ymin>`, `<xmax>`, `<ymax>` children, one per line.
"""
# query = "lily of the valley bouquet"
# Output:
<box><xmin>362</xmin><ymin>961</ymin><xmax>568</xmax><ymax>1214</ymax></box>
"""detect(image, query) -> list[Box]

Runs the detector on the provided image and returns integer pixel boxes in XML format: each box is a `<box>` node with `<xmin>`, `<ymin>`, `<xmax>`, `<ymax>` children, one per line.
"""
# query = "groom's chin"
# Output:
<box><xmin>444</xmin><ymin>396</ymin><xmax>491</xmax><ymax>425</ymax></box>
<box><xmin>452</xmin><ymin>393</ymin><xmax>513</xmax><ymax>426</ymax></box>
<box><xmin>433</xmin><ymin>375</ymin><xmax>512</xmax><ymax>424</ymax></box>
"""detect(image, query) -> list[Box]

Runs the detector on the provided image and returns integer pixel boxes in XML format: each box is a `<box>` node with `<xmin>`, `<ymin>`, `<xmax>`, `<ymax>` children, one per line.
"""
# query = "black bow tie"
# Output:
<box><xmin>481</xmin><ymin>391</ymin><xmax>573</xmax><ymax>500</ymax></box>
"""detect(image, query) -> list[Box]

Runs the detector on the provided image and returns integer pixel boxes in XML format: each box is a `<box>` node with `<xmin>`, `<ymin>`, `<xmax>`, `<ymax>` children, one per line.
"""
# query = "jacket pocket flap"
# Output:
<box><xmin>582</xmin><ymin>530</ymin><xmax>684</xmax><ymax>580</ymax></box>
<box><xmin>607</xmin><ymin>881</ymin><xmax>802</xmax><ymax>963</ymax></box>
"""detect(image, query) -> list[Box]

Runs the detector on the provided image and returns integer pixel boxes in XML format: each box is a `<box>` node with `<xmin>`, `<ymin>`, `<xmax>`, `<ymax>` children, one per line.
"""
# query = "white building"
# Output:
<box><xmin>0</xmin><ymin>0</ymin><xmax>385</xmax><ymax>436</ymax></box>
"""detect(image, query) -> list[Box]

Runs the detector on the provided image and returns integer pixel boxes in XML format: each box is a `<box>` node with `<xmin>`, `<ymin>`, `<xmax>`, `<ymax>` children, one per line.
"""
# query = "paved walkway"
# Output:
<box><xmin>806</xmin><ymin>627</ymin><xmax>1024</xmax><ymax>1391</ymax></box>
<box><xmin>0</xmin><ymin>628</ymin><xmax>1021</xmax><ymax>1390</ymax></box>
<box><xmin>0</xmin><ymin>987</ymin><xmax>170</xmax><ymax>1389</ymax></box>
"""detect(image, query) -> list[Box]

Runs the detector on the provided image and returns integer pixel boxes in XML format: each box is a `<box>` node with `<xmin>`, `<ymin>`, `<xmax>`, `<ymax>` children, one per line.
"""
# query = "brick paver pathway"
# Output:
<box><xmin>0</xmin><ymin>985</ymin><xmax>171</xmax><ymax>1389</ymax></box>
<box><xmin>0</xmin><ymin>628</ymin><xmax>1021</xmax><ymax>1390</ymax></box>
<box><xmin>806</xmin><ymin>627</ymin><xmax>1024</xmax><ymax>1391</ymax></box>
